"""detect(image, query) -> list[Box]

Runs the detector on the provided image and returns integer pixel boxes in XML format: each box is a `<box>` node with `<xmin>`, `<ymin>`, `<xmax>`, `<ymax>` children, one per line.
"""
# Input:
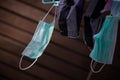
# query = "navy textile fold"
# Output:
<box><xmin>84</xmin><ymin>0</ymin><xmax>106</xmax><ymax>49</ymax></box>
<box><xmin>57</xmin><ymin>0</ymin><xmax>85</xmax><ymax>38</ymax></box>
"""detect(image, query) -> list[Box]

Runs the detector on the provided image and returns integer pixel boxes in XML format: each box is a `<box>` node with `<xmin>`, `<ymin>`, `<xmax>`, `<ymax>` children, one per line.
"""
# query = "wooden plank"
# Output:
<box><xmin>0</xmin><ymin>75</ymin><xmax>9</xmax><ymax>80</ymax></box>
<box><xmin>112</xmin><ymin>50</ymin><xmax>120</xmax><ymax>68</ymax></box>
<box><xmin>0</xmin><ymin>62</ymin><xmax>40</xmax><ymax>80</ymax></box>
<box><xmin>0</xmin><ymin>0</ymin><xmax>92</xmax><ymax>79</ymax></box>
<box><xmin>14</xmin><ymin>0</ymin><xmax>89</xmax><ymax>44</ymax></box>
<box><xmin>17</xmin><ymin>0</ymin><xmax>55</xmax><ymax>14</ymax></box>
<box><xmin>0</xmin><ymin>48</ymin><xmax>71</xmax><ymax>80</ymax></box>
<box><xmin>0</xmin><ymin>21</ymin><xmax>90</xmax><ymax>69</ymax></box>
<box><xmin>0</xmin><ymin>8</ymin><xmax>90</xmax><ymax>57</ymax></box>
<box><xmin>0</xmin><ymin>22</ymin><xmax>32</xmax><ymax>44</ymax></box>
<box><xmin>0</xmin><ymin>34</ymin><xmax>88</xmax><ymax>80</ymax></box>
<box><xmin>0</xmin><ymin>0</ymin><xmax>84</xmax><ymax>41</ymax></box>
<box><xmin>0</xmin><ymin>8</ymin><xmax>36</xmax><ymax>33</ymax></box>
<box><xmin>37</xmin><ymin>54</ymin><xmax>88</xmax><ymax>80</ymax></box>
<box><xmin>0</xmin><ymin>48</ymin><xmax>88</xmax><ymax>80</ymax></box>
<box><xmin>108</xmin><ymin>69</ymin><xmax>120</xmax><ymax>80</ymax></box>
<box><xmin>51</xmin><ymin>32</ymin><xmax>90</xmax><ymax>56</ymax></box>
<box><xmin>0</xmin><ymin>8</ymin><xmax>90</xmax><ymax>65</ymax></box>
<box><xmin>17</xmin><ymin>0</ymin><xmax>89</xmax><ymax>26</ymax></box>
<box><xmin>46</xmin><ymin>43</ymin><xmax>90</xmax><ymax>69</ymax></box>
<box><xmin>0</xmin><ymin>0</ymin><xmax>54</xmax><ymax>22</ymax></box>
<box><xmin>0</xmin><ymin>0</ymin><xmax>88</xmax><ymax>54</ymax></box>
<box><xmin>17</xmin><ymin>0</ymin><xmax>90</xmax><ymax>12</ymax></box>
<box><xmin>88</xmin><ymin>64</ymin><xmax>111</xmax><ymax>80</ymax></box>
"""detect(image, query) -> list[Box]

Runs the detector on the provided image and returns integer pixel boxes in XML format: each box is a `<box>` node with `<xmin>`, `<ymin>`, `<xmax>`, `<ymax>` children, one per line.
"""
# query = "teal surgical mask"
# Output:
<box><xmin>22</xmin><ymin>20</ymin><xmax>55</xmax><ymax>59</ymax></box>
<box><xmin>19</xmin><ymin>4</ymin><xmax>57</xmax><ymax>70</ymax></box>
<box><xmin>90</xmin><ymin>16</ymin><xmax>120</xmax><ymax>73</ymax></box>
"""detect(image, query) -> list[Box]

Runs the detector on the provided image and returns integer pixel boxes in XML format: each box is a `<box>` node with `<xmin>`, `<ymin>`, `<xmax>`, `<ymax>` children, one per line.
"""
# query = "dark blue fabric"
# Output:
<box><xmin>58</xmin><ymin>0</ymin><xmax>74</xmax><ymax>36</ymax></box>
<box><xmin>57</xmin><ymin>0</ymin><xmax>85</xmax><ymax>38</ymax></box>
<box><xmin>84</xmin><ymin>0</ymin><xmax>106</xmax><ymax>49</ymax></box>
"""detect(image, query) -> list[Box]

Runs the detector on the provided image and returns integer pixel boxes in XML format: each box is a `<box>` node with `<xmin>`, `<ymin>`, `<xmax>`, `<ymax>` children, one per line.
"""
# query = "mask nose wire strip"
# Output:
<box><xmin>90</xmin><ymin>60</ymin><xmax>105</xmax><ymax>73</ymax></box>
<box><xmin>19</xmin><ymin>55</ymin><xmax>38</xmax><ymax>70</ymax></box>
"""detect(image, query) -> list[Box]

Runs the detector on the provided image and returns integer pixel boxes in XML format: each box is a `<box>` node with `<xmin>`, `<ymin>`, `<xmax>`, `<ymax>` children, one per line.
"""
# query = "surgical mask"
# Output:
<box><xmin>90</xmin><ymin>16</ymin><xmax>120</xmax><ymax>73</ymax></box>
<box><xmin>19</xmin><ymin>4</ymin><xmax>57</xmax><ymax>70</ymax></box>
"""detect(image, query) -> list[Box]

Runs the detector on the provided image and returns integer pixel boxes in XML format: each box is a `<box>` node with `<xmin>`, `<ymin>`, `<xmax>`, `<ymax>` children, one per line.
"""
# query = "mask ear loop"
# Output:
<box><xmin>42</xmin><ymin>4</ymin><xmax>55</xmax><ymax>21</ymax></box>
<box><xmin>90</xmin><ymin>60</ymin><xmax>105</xmax><ymax>73</ymax></box>
<box><xmin>19</xmin><ymin>55</ymin><xmax>38</xmax><ymax>70</ymax></box>
<box><xmin>42</xmin><ymin>1</ymin><xmax>59</xmax><ymax>22</ymax></box>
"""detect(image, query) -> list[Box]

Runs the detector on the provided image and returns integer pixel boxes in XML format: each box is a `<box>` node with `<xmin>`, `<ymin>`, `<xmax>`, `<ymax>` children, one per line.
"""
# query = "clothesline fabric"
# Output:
<box><xmin>57</xmin><ymin>0</ymin><xmax>85</xmax><ymax>38</ymax></box>
<box><xmin>83</xmin><ymin>0</ymin><xmax>106</xmax><ymax>49</ymax></box>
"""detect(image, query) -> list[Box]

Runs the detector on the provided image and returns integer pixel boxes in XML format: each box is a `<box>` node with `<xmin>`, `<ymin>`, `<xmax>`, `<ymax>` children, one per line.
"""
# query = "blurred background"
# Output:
<box><xmin>0</xmin><ymin>0</ymin><xmax>119</xmax><ymax>80</ymax></box>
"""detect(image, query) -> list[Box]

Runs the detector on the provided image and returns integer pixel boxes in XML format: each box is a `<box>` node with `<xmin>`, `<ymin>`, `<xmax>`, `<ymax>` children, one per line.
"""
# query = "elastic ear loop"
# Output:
<box><xmin>90</xmin><ymin>60</ymin><xmax>105</xmax><ymax>73</ymax></box>
<box><xmin>19</xmin><ymin>55</ymin><xmax>38</xmax><ymax>70</ymax></box>
<box><xmin>42</xmin><ymin>1</ymin><xmax>58</xmax><ymax>22</ymax></box>
<box><xmin>42</xmin><ymin>4</ymin><xmax>55</xmax><ymax>21</ymax></box>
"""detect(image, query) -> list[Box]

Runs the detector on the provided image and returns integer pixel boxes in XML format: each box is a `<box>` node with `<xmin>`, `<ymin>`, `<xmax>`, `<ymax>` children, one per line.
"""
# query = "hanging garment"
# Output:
<box><xmin>83</xmin><ymin>0</ymin><xmax>106</xmax><ymax>49</ymax></box>
<box><xmin>57</xmin><ymin>0</ymin><xmax>74</xmax><ymax>36</ymax></box>
<box><xmin>100</xmin><ymin>0</ymin><xmax>112</xmax><ymax>13</ymax></box>
<box><xmin>90</xmin><ymin>16</ymin><xmax>120</xmax><ymax>73</ymax></box>
<box><xmin>57</xmin><ymin>0</ymin><xmax>85</xmax><ymax>38</ymax></box>
<box><xmin>111</xmin><ymin>0</ymin><xmax>120</xmax><ymax>17</ymax></box>
<box><xmin>19</xmin><ymin>4</ymin><xmax>57</xmax><ymax>70</ymax></box>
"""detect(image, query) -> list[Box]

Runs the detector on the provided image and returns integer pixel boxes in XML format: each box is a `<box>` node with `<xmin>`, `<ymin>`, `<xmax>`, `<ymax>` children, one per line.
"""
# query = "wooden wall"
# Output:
<box><xmin>0</xmin><ymin>0</ymin><xmax>119</xmax><ymax>80</ymax></box>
